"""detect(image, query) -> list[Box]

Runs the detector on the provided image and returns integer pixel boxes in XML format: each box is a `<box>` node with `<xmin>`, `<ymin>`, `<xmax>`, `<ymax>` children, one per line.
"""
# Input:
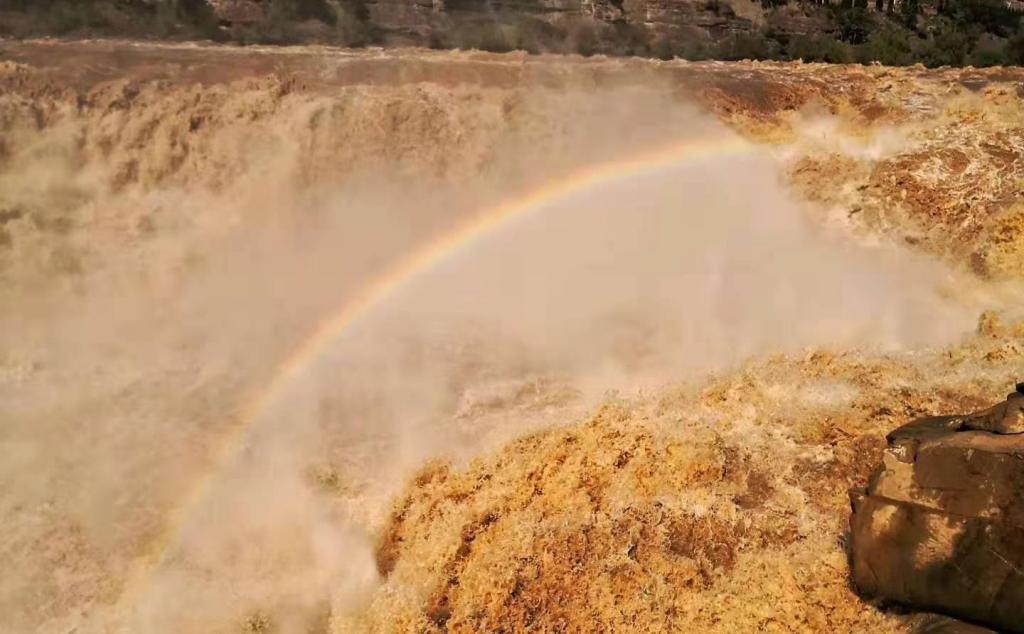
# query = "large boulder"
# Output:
<box><xmin>914</xmin><ymin>615</ymin><xmax>998</xmax><ymax>633</ymax></box>
<box><xmin>849</xmin><ymin>386</ymin><xmax>1024</xmax><ymax>633</ymax></box>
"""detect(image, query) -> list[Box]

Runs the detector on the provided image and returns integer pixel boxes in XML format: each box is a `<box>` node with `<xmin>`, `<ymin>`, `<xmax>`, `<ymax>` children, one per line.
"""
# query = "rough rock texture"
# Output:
<box><xmin>914</xmin><ymin>616</ymin><xmax>999</xmax><ymax>634</ymax></box>
<box><xmin>849</xmin><ymin>397</ymin><xmax>1024</xmax><ymax>633</ymax></box>
<box><xmin>202</xmin><ymin>0</ymin><xmax>758</xmax><ymax>44</ymax></box>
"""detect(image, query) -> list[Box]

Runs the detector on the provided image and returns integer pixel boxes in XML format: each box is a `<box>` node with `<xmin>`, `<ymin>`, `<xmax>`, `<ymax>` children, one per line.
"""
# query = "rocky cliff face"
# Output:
<box><xmin>202</xmin><ymin>0</ymin><xmax>759</xmax><ymax>50</ymax></box>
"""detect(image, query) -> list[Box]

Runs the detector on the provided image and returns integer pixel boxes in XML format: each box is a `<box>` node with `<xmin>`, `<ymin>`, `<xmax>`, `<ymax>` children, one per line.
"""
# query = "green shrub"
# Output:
<box><xmin>968</xmin><ymin>34</ymin><xmax>1009</xmax><ymax>66</ymax></box>
<box><xmin>788</xmin><ymin>34</ymin><xmax>854</xmax><ymax>62</ymax></box>
<box><xmin>940</xmin><ymin>0</ymin><xmax>1020</xmax><ymax>37</ymax></box>
<box><xmin>678</xmin><ymin>39</ymin><xmax>715</xmax><ymax>61</ymax></box>
<box><xmin>1007</xmin><ymin>27</ymin><xmax>1024</xmax><ymax>64</ymax></box>
<box><xmin>857</xmin><ymin>21</ymin><xmax>916</xmax><ymax>64</ymax></box>
<box><xmin>295</xmin><ymin>0</ymin><xmax>337</xmax><ymax>24</ymax></box>
<box><xmin>833</xmin><ymin>4</ymin><xmax>872</xmax><ymax>44</ymax></box>
<box><xmin>41</xmin><ymin>1</ymin><xmax>110</xmax><ymax>35</ymax></box>
<box><xmin>331</xmin><ymin>8</ymin><xmax>373</xmax><ymax>46</ymax></box>
<box><xmin>716</xmin><ymin>31</ymin><xmax>782</xmax><ymax>60</ymax></box>
<box><xmin>899</xmin><ymin>0</ymin><xmax>920</xmax><ymax>28</ymax></box>
<box><xmin>915</xmin><ymin>15</ymin><xmax>975</xmax><ymax>66</ymax></box>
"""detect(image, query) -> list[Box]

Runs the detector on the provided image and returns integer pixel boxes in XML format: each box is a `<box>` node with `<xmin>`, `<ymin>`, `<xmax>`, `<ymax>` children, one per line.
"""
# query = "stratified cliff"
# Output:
<box><xmin>5</xmin><ymin>0</ymin><xmax>1024</xmax><ymax>66</ymax></box>
<box><xmin>0</xmin><ymin>0</ymin><xmax>763</xmax><ymax>53</ymax></box>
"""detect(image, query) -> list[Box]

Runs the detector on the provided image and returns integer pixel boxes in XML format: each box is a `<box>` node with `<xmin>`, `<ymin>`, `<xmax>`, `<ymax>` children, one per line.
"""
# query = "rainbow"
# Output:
<box><xmin>123</xmin><ymin>132</ymin><xmax>753</xmax><ymax>608</ymax></box>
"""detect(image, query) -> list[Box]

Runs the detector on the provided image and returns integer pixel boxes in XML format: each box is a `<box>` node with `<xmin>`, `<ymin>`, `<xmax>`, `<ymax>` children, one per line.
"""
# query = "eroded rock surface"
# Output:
<box><xmin>850</xmin><ymin>388</ymin><xmax>1024</xmax><ymax>633</ymax></box>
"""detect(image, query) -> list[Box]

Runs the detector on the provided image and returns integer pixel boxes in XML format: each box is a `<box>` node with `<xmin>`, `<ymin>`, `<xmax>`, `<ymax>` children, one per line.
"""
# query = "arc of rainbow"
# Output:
<box><xmin>123</xmin><ymin>132</ymin><xmax>752</xmax><ymax>608</ymax></box>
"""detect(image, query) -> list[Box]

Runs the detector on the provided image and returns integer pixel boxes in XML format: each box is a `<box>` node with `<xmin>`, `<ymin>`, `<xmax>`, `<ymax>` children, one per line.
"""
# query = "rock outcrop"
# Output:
<box><xmin>203</xmin><ymin>0</ymin><xmax>757</xmax><ymax>50</ymax></box>
<box><xmin>850</xmin><ymin>386</ymin><xmax>1024</xmax><ymax>633</ymax></box>
<box><xmin>914</xmin><ymin>615</ymin><xmax>999</xmax><ymax>634</ymax></box>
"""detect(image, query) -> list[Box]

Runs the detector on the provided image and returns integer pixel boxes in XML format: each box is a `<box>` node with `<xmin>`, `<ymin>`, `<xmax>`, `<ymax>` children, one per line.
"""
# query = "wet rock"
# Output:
<box><xmin>960</xmin><ymin>385</ymin><xmax>1024</xmax><ymax>434</ymax></box>
<box><xmin>849</xmin><ymin>386</ymin><xmax>1024</xmax><ymax>633</ymax></box>
<box><xmin>914</xmin><ymin>615</ymin><xmax>998</xmax><ymax>634</ymax></box>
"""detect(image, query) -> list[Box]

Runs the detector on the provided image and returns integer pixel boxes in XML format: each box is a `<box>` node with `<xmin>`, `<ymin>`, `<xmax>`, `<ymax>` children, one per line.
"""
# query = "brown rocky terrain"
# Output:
<box><xmin>2</xmin><ymin>41</ymin><xmax>1024</xmax><ymax>634</ymax></box>
<box><xmin>5</xmin><ymin>0</ymin><xmax>1024</xmax><ymax>67</ymax></box>
<box><xmin>0</xmin><ymin>0</ymin><xmax>764</xmax><ymax>53</ymax></box>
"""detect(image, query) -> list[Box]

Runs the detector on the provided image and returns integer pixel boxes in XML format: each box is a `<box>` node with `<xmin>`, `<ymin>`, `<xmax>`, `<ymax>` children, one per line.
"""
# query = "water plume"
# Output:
<box><xmin>0</xmin><ymin>52</ymin><xmax>990</xmax><ymax>634</ymax></box>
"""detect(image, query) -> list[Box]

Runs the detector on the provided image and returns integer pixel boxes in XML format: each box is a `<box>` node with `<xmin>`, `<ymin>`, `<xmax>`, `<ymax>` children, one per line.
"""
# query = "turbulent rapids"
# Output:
<box><xmin>3</xmin><ymin>41</ymin><xmax>1024</xmax><ymax>634</ymax></box>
